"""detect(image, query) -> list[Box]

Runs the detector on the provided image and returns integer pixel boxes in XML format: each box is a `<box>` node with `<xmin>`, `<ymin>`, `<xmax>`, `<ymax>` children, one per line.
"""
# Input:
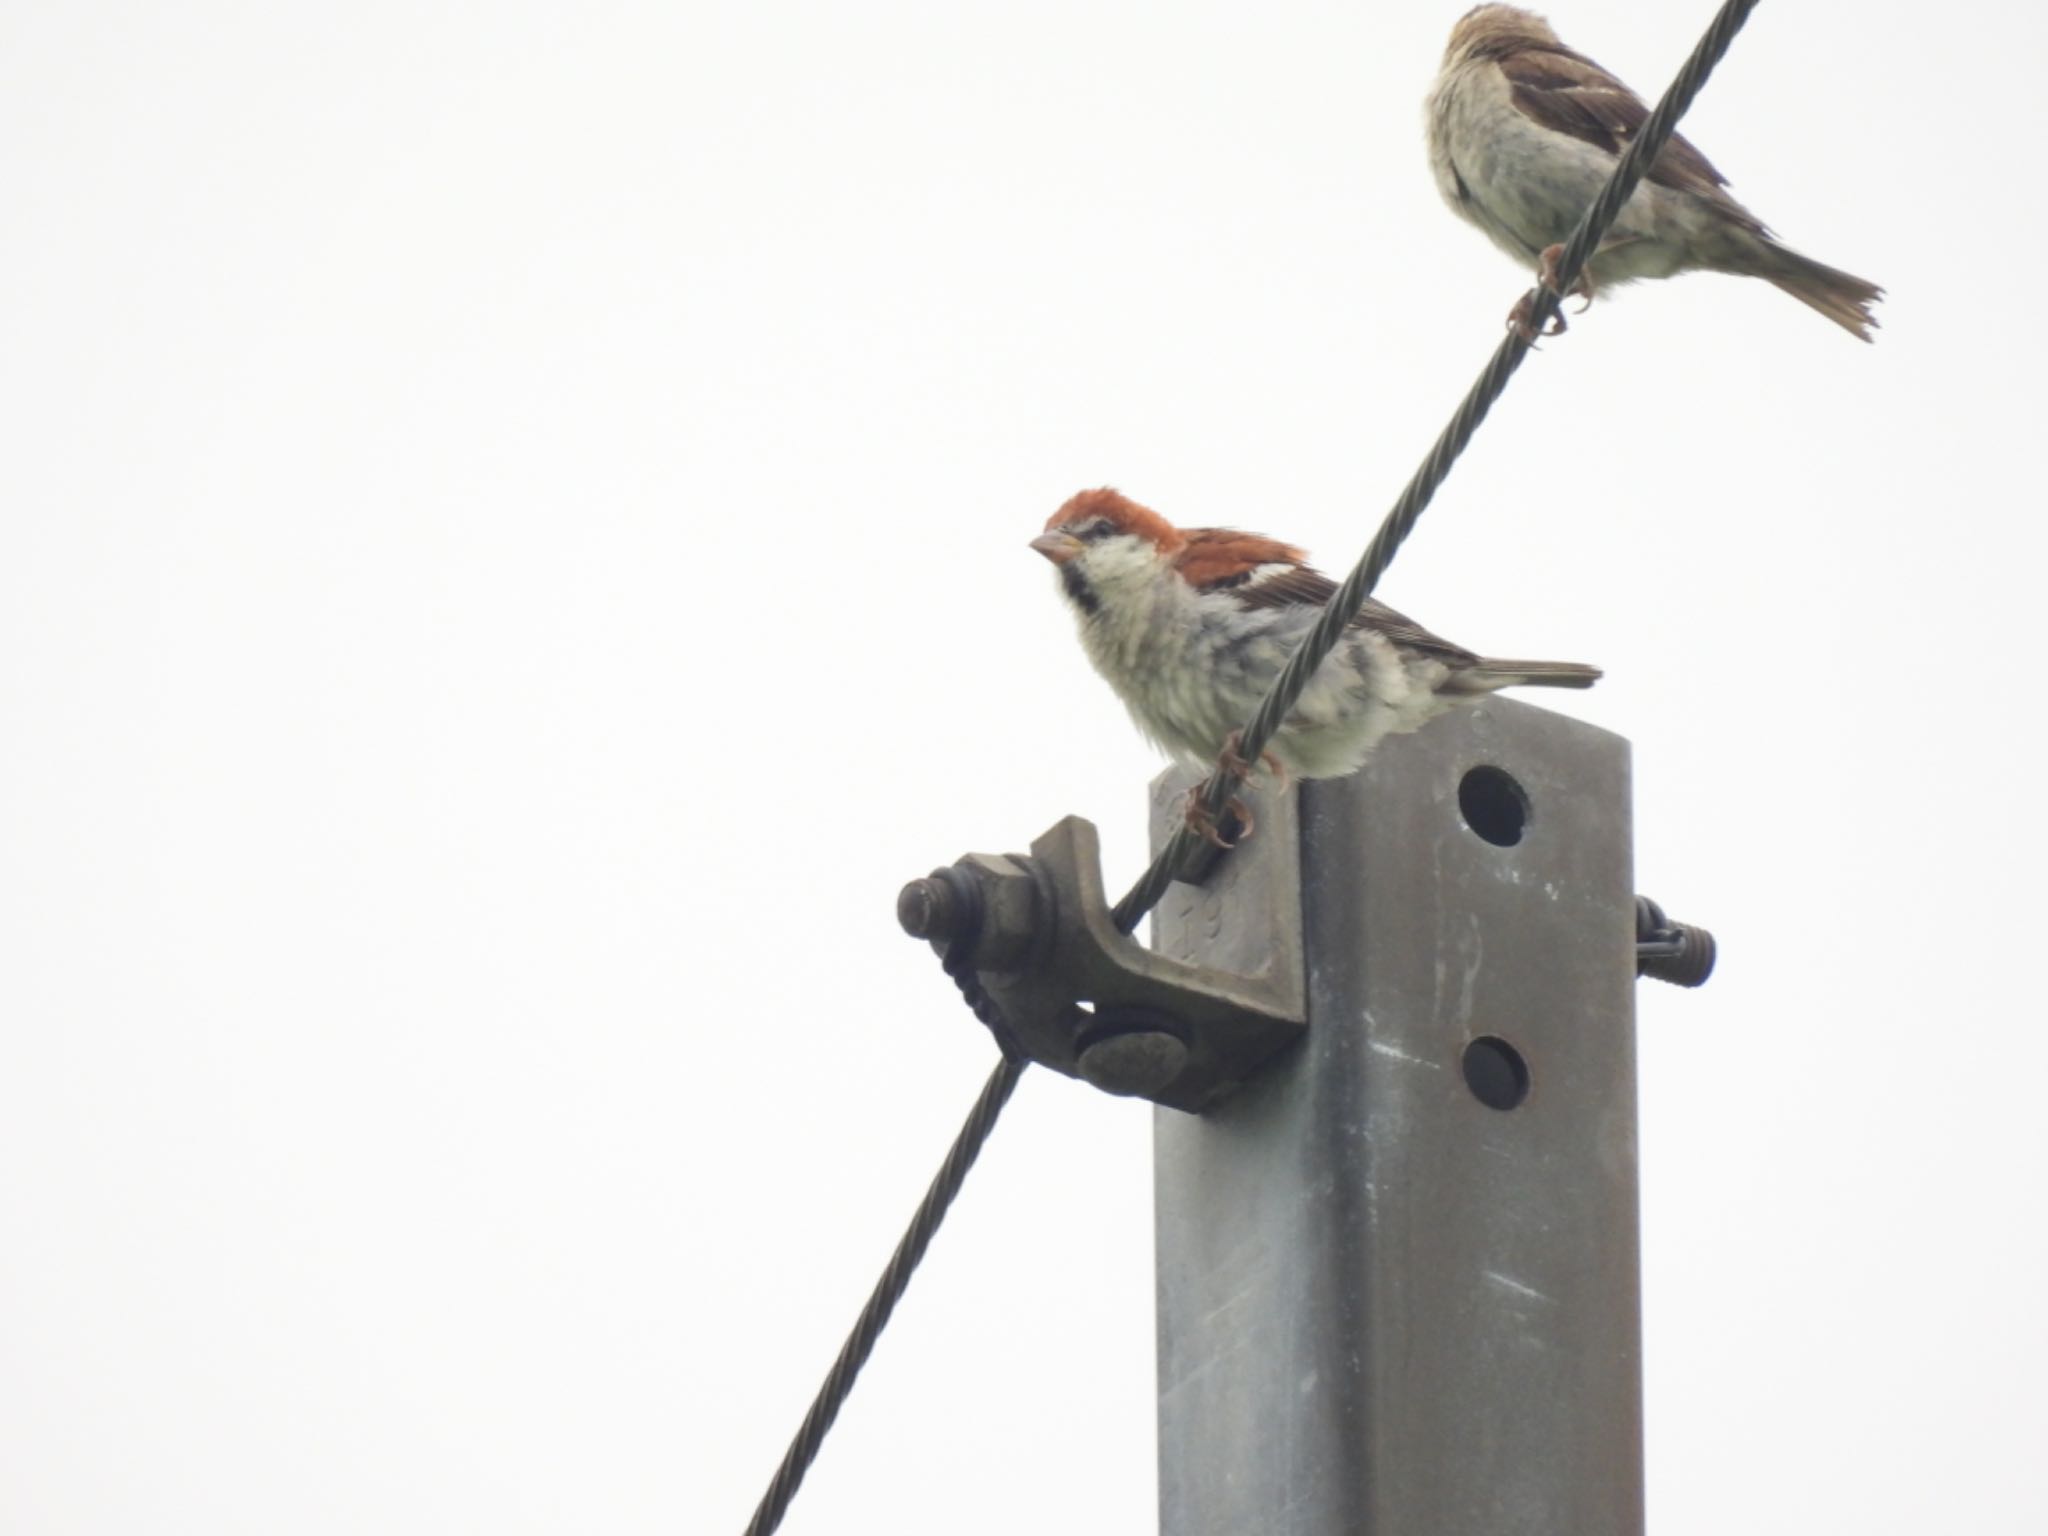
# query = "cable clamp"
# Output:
<box><xmin>899</xmin><ymin>816</ymin><xmax>1306</xmax><ymax>1112</ymax></box>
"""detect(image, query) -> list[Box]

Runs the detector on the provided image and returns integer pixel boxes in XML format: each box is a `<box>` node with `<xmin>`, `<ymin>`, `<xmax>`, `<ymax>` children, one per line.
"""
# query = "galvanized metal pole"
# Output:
<box><xmin>1150</xmin><ymin>698</ymin><xmax>1643</xmax><ymax>1536</ymax></box>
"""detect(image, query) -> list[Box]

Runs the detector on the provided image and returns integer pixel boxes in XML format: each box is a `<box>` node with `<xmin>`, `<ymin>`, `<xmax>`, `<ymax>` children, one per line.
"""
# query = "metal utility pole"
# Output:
<box><xmin>903</xmin><ymin>698</ymin><xmax>1709</xmax><ymax>1535</ymax></box>
<box><xmin>1152</xmin><ymin>699</ymin><xmax>1648</xmax><ymax>1536</ymax></box>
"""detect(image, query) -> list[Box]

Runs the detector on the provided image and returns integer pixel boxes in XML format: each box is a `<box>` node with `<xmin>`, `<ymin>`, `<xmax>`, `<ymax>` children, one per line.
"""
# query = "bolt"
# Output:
<box><xmin>1639</xmin><ymin>921</ymin><xmax>1716</xmax><ymax>988</ymax></box>
<box><xmin>897</xmin><ymin>875</ymin><xmax>959</xmax><ymax>941</ymax></box>
<box><xmin>1635</xmin><ymin>895</ymin><xmax>1717</xmax><ymax>988</ymax></box>
<box><xmin>1077</xmin><ymin>1030</ymin><xmax>1189</xmax><ymax>1097</ymax></box>
<box><xmin>1076</xmin><ymin>1009</ymin><xmax>1190</xmax><ymax>1098</ymax></box>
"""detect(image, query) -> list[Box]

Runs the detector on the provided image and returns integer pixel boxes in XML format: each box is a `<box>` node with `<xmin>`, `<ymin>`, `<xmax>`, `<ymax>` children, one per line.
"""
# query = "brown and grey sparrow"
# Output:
<box><xmin>1426</xmin><ymin>5</ymin><xmax>1882</xmax><ymax>339</ymax></box>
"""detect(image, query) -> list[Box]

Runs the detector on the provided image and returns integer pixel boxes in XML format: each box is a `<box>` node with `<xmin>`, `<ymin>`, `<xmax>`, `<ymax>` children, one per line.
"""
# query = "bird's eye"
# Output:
<box><xmin>1076</xmin><ymin>521</ymin><xmax>1113</xmax><ymax>543</ymax></box>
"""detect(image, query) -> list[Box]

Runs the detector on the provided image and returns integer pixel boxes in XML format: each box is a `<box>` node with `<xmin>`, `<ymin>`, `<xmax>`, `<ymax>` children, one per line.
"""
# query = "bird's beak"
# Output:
<box><xmin>1030</xmin><ymin>531</ymin><xmax>1083</xmax><ymax>566</ymax></box>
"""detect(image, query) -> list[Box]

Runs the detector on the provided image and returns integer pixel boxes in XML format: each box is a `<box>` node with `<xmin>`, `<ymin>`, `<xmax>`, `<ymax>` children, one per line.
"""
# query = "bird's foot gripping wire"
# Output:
<box><xmin>1183</xmin><ymin>784</ymin><xmax>1253</xmax><ymax>850</ymax></box>
<box><xmin>1184</xmin><ymin>729</ymin><xmax>1283</xmax><ymax>848</ymax></box>
<box><xmin>1540</xmin><ymin>243</ymin><xmax>1597</xmax><ymax>310</ymax></box>
<box><xmin>1218</xmin><ymin>728</ymin><xmax>1287</xmax><ymax>788</ymax></box>
<box><xmin>1509</xmin><ymin>243</ymin><xmax>1595</xmax><ymax>343</ymax></box>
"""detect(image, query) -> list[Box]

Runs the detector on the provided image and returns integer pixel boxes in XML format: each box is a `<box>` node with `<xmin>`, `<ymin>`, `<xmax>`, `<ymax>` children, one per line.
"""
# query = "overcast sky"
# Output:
<box><xmin>3</xmin><ymin>2</ymin><xmax>2042</xmax><ymax>1532</ymax></box>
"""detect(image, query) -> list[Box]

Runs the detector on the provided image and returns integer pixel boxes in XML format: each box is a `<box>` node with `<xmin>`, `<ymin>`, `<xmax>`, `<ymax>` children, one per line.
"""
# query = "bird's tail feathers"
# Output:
<box><xmin>1757</xmin><ymin>243</ymin><xmax>1883</xmax><ymax>342</ymax></box>
<box><xmin>1449</xmin><ymin>658</ymin><xmax>1603</xmax><ymax>693</ymax></box>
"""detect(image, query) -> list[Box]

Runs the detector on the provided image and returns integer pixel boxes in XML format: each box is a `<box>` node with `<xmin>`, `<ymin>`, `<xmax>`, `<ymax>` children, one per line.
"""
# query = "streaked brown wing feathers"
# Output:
<box><xmin>1500</xmin><ymin>45</ymin><xmax>1742</xmax><ymax>211</ymax></box>
<box><xmin>1233</xmin><ymin>567</ymin><xmax>1479</xmax><ymax>667</ymax></box>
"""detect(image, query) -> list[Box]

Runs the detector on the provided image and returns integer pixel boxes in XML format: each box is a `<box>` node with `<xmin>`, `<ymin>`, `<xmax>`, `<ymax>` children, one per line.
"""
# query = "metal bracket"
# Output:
<box><xmin>898</xmin><ymin>813</ymin><xmax>1306</xmax><ymax>1113</ymax></box>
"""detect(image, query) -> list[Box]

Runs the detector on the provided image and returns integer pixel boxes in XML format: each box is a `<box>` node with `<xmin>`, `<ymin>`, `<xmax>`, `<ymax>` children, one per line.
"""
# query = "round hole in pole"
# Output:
<box><xmin>1462</xmin><ymin>1035</ymin><xmax>1530</xmax><ymax>1111</ymax></box>
<box><xmin>1458</xmin><ymin>765</ymin><xmax>1529</xmax><ymax>847</ymax></box>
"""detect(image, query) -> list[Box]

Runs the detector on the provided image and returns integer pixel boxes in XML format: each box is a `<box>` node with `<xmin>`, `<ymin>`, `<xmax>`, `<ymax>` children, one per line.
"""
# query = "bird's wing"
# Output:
<box><xmin>1228</xmin><ymin>563</ymin><xmax>1482</xmax><ymax>669</ymax></box>
<box><xmin>1499</xmin><ymin>45</ymin><xmax>1753</xmax><ymax>219</ymax></box>
<box><xmin>1173</xmin><ymin>528</ymin><xmax>1308</xmax><ymax>590</ymax></box>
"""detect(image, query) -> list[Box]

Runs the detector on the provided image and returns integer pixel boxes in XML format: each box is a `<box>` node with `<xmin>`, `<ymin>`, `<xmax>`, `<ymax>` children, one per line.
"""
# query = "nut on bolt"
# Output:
<box><xmin>897</xmin><ymin>853</ymin><xmax>1043</xmax><ymax>971</ymax></box>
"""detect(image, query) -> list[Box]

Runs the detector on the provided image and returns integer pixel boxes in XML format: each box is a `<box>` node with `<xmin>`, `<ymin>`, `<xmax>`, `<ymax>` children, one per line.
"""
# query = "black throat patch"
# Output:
<box><xmin>1061</xmin><ymin>563</ymin><xmax>1100</xmax><ymax>616</ymax></box>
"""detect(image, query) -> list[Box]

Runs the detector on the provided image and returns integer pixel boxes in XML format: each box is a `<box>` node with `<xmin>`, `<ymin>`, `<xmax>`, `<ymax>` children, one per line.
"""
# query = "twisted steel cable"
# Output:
<box><xmin>743</xmin><ymin>2</ymin><xmax>1766</xmax><ymax>1528</ymax></box>
<box><xmin>741</xmin><ymin>1054</ymin><xmax>1027</xmax><ymax>1536</ymax></box>
<box><xmin>1112</xmin><ymin>0</ymin><xmax>1763</xmax><ymax>935</ymax></box>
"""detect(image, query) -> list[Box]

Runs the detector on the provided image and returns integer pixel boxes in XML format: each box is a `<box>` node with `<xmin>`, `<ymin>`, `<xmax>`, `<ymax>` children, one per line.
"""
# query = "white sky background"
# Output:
<box><xmin>2</xmin><ymin>0</ymin><xmax>2040</xmax><ymax>1530</ymax></box>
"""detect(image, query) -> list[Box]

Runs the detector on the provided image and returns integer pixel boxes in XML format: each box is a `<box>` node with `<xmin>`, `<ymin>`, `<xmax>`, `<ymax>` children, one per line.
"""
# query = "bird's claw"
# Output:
<box><xmin>1187</xmin><ymin>730</ymin><xmax>1284</xmax><ymax>846</ymax></box>
<box><xmin>1537</xmin><ymin>242</ymin><xmax>1596</xmax><ymax>305</ymax></box>
<box><xmin>1507</xmin><ymin>289</ymin><xmax>1568</xmax><ymax>344</ymax></box>
<box><xmin>1217</xmin><ymin>728</ymin><xmax>1287</xmax><ymax>789</ymax></box>
<box><xmin>1184</xmin><ymin>785</ymin><xmax>1254</xmax><ymax>850</ymax></box>
<box><xmin>1511</xmin><ymin>243</ymin><xmax>1596</xmax><ymax>341</ymax></box>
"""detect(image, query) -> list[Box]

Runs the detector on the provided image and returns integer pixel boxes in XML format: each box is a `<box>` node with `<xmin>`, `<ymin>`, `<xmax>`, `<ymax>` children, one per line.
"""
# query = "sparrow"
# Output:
<box><xmin>1425</xmin><ymin>4</ymin><xmax>1882</xmax><ymax>340</ymax></box>
<box><xmin>1033</xmin><ymin>488</ymin><xmax>1600</xmax><ymax>843</ymax></box>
